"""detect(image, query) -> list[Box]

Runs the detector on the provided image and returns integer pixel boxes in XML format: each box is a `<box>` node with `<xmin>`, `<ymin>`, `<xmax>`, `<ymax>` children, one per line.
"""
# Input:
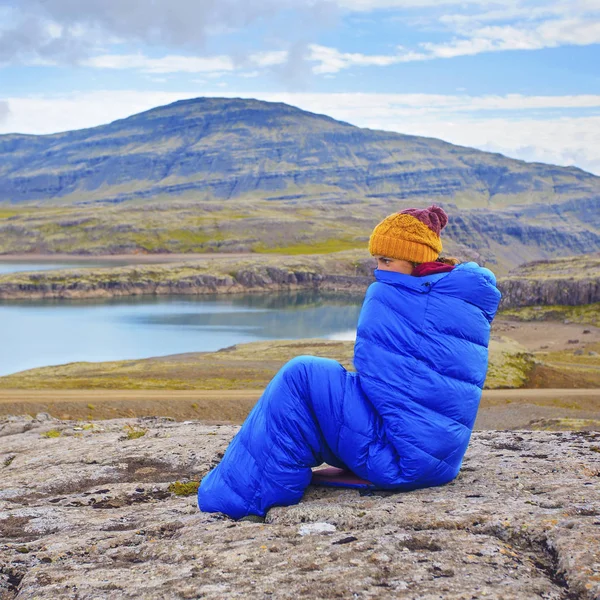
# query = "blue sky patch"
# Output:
<box><xmin>0</xmin><ymin>0</ymin><xmax>599</xmax><ymax>174</ymax></box>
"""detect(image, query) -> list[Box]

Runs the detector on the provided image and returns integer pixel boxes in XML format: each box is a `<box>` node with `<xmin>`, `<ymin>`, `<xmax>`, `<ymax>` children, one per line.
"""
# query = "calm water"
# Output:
<box><xmin>0</xmin><ymin>291</ymin><xmax>362</xmax><ymax>377</ymax></box>
<box><xmin>0</xmin><ymin>262</ymin><xmax>130</xmax><ymax>275</ymax></box>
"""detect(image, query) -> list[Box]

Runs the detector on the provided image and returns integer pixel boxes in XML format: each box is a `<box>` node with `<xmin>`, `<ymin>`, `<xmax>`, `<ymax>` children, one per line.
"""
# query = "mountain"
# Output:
<box><xmin>2</xmin><ymin>96</ymin><xmax>600</xmax><ymax>206</ymax></box>
<box><xmin>1</xmin><ymin>97</ymin><xmax>599</xmax><ymax>273</ymax></box>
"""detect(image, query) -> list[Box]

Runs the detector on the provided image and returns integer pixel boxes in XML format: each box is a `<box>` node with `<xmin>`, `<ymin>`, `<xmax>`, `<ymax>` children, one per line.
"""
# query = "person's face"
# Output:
<box><xmin>374</xmin><ymin>255</ymin><xmax>414</xmax><ymax>274</ymax></box>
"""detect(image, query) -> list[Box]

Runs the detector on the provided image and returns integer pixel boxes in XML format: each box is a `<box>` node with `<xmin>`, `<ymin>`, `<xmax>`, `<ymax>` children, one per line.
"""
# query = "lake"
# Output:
<box><xmin>0</xmin><ymin>261</ymin><xmax>133</xmax><ymax>275</ymax></box>
<box><xmin>0</xmin><ymin>291</ymin><xmax>363</xmax><ymax>377</ymax></box>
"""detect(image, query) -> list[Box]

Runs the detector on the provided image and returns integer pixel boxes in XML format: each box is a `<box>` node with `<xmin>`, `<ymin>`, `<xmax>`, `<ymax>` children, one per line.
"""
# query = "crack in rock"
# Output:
<box><xmin>0</xmin><ymin>418</ymin><xmax>598</xmax><ymax>599</ymax></box>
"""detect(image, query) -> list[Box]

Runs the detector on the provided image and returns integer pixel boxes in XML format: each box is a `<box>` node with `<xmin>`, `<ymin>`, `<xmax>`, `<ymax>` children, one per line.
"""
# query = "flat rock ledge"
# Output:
<box><xmin>1</xmin><ymin>416</ymin><xmax>599</xmax><ymax>600</ymax></box>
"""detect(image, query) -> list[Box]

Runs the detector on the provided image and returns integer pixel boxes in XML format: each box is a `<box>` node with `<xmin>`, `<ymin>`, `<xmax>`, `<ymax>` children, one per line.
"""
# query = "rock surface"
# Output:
<box><xmin>0</xmin><ymin>253</ymin><xmax>374</xmax><ymax>300</ymax></box>
<box><xmin>499</xmin><ymin>253</ymin><xmax>600</xmax><ymax>309</ymax></box>
<box><xmin>1</xmin><ymin>415</ymin><xmax>599</xmax><ymax>599</ymax></box>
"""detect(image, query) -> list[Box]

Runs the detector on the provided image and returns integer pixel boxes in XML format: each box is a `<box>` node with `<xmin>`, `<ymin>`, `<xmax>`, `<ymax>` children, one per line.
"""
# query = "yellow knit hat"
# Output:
<box><xmin>368</xmin><ymin>205</ymin><xmax>448</xmax><ymax>264</ymax></box>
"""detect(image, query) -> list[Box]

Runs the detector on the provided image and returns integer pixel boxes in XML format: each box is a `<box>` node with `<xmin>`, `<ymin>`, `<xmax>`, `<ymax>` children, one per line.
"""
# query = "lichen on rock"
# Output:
<box><xmin>1</xmin><ymin>415</ymin><xmax>599</xmax><ymax>599</ymax></box>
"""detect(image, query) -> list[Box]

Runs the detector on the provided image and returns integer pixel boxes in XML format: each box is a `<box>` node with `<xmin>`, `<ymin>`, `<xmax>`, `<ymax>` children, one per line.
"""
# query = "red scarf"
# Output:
<box><xmin>412</xmin><ymin>262</ymin><xmax>455</xmax><ymax>277</ymax></box>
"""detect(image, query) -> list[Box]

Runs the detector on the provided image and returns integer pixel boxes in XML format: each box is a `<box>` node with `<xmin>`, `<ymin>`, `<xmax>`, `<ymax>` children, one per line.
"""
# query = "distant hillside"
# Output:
<box><xmin>0</xmin><ymin>97</ymin><xmax>599</xmax><ymax>272</ymax></box>
<box><xmin>2</xmin><ymin>96</ymin><xmax>600</xmax><ymax>207</ymax></box>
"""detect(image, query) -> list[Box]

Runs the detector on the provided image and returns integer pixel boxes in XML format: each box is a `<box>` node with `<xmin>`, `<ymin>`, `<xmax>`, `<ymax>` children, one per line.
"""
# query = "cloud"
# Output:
<box><xmin>270</xmin><ymin>41</ymin><xmax>315</xmax><ymax>90</ymax></box>
<box><xmin>411</xmin><ymin>1</ymin><xmax>600</xmax><ymax>60</ymax></box>
<box><xmin>290</xmin><ymin>92</ymin><xmax>600</xmax><ymax>113</ymax></box>
<box><xmin>335</xmin><ymin>0</ymin><xmax>494</xmax><ymax>8</ymax></box>
<box><xmin>0</xmin><ymin>0</ymin><xmax>333</xmax><ymax>66</ymax></box>
<box><xmin>0</xmin><ymin>12</ymin><xmax>90</xmax><ymax>65</ymax></box>
<box><xmin>308</xmin><ymin>44</ymin><xmax>426</xmax><ymax>73</ymax></box>
<box><xmin>2</xmin><ymin>90</ymin><xmax>600</xmax><ymax>175</ymax></box>
<box><xmin>317</xmin><ymin>1</ymin><xmax>600</xmax><ymax>67</ymax></box>
<box><xmin>1</xmin><ymin>0</ymin><xmax>599</xmax><ymax>80</ymax></box>
<box><xmin>0</xmin><ymin>100</ymin><xmax>9</xmax><ymax>124</ymax></box>
<box><xmin>85</xmin><ymin>53</ymin><xmax>236</xmax><ymax>74</ymax></box>
<box><xmin>0</xmin><ymin>91</ymin><xmax>198</xmax><ymax>134</ymax></box>
<box><xmin>248</xmin><ymin>50</ymin><xmax>289</xmax><ymax>68</ymax></box>
<box><xmin>422</xmin><ymin>17</ymin><xmax>600</xmax><ymax>59</ymax></box>
<box><xmin>310</xmin><ymin>11</ymin><xmax>600</xmax><ymax>72</ymax></box>
<box><xmin>81</xmin><ymin>49</ymin><xmax>289</xmax><ymax>75</ymax></box>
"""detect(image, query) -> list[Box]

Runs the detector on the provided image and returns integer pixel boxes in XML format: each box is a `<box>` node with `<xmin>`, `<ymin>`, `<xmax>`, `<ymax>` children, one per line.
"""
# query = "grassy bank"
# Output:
<box><xmin>0</xmin><ymin>340</ymin><xmax>355</xmax><ymax>391</ymax></box>
<box><xmin>500</xmin><ymin>303</ymin><xmax>600</xmax><ymax>328</ymax></box>
<box><xmin>1</xmin><ymin>332</ymin><xmax>598</xmax><ymax>392</ymax></box>
<box><xmin>0</xmin><ymin>251</ymin><xmax>375</xmax><ymax>299</ymax></box>
<box><xmin>1</xmin><ymin>323</ymin><xmax>598</xmax><ymax>428</ymax></box>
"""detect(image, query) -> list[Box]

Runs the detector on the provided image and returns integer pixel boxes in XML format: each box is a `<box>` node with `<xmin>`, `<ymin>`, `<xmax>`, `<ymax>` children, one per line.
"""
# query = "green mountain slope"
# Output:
<box><xmin>2</xmin><ymin>96</ymin><xmax>599</xmax><ymax>207</ymax></box>
<box><xmin>1</xmin><ymin>97</ymin><xmax>599</xmax><ymax>272</ymax></box>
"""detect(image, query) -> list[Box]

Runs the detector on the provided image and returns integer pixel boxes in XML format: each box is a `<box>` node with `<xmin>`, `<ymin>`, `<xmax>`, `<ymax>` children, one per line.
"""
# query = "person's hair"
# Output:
<box><xmin>411</xmin><ymin>255</ymin><xmax>461</xmax><ymax>268</ymax></box>
<box><xmin>437</xmin><ymin>255</ymin><xmax>461</xmax><ymax>265</ymax></box>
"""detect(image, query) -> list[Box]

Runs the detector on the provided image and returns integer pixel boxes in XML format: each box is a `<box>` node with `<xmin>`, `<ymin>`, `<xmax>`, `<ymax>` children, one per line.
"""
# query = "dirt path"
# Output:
<box><xmin>0</xmin><ymin>389</ymin><xmax>262</xmax><ymax>423</ymax></box>
<box><xmin>1</xmin><ymin>388</ymin><xmax>598</xmax><ymax>428</ymax></box>
<box><xmin>545</xmin><ymin>361</ymin><xmax>600</xmax><ymax>371</ymax></box>
<box><xmin>475</xmin><ymin>388</ymin><xmax>600</xmax><ymax>430</ymax></box>
<box><xmin>493</xmin><ymin>317</ymin><xmax>600</xmax><ymax>352</ymax></box>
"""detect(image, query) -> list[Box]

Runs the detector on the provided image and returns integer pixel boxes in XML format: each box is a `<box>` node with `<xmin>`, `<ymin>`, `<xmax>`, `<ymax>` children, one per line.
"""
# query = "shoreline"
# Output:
<box><xmin>0</xmin><ymin>252</ymin><xmax>255</xmax><ymax>263</ymax></box>
<box><xmin>0</xmin><ymin>253</ymin><xmax>375</xmax><ymax>300</ymax></box>
<box><xmin>0</xmin><ymin>253</ymin><xmax>598</xmax><ymax>309</ymax></box>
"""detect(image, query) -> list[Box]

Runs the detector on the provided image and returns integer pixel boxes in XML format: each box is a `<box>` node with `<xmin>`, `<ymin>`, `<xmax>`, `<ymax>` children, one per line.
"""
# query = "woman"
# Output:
<box><xmin>198</xmin><ymin>205</ymin><xmax>501</xmax><ymax>519</ymax></box>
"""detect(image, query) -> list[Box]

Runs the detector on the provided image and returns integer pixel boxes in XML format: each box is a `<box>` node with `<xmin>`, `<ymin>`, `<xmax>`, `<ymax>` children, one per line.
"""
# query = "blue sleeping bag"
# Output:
<box><xmin>198</xmin><ymin>263</ymin><xmax>501</xmax><ymax>518</ymax></box>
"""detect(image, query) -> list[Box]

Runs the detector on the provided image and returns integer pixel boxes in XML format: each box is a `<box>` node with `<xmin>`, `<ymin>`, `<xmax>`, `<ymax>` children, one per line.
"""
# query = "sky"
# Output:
<box><xmin>0</xmin><ymin>0</ymin><xmax>599</xmax><ymax>174</ymax></box>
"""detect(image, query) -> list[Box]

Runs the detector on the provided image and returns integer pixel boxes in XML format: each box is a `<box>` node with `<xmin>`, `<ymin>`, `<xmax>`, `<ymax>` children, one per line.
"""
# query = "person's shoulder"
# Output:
<box><xmin>437</xmin><ymin>262</ymin><xmax>501</xmax><ymax>319</ymax></box>
<box><xmin>451</xmin><ymin>262</ymin><xmax>497</xmax><ymax>287</ymax></box>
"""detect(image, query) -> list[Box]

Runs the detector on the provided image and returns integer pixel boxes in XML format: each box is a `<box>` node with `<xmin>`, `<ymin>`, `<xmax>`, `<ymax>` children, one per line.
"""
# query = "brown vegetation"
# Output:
<box><xmin>0</xmin><ymin>317</ymin><xmax>598</xmax><ymax>428</ymax></box>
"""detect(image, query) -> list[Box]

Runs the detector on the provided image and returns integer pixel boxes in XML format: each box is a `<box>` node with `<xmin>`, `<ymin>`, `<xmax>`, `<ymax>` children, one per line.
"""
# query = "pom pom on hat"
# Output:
<box><xmin>368</xmin><ymin>205</ymin><xmax>449</xmax><ymax>263</ymax></box>
<box><xmin>399</xmin><ymin>205</ymin><xmax>448</xmax><ymax>236</ymax></box>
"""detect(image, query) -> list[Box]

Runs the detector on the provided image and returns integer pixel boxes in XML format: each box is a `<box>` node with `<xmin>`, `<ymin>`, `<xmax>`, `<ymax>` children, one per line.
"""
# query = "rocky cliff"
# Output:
<box><xmin>0</xmin><ymin>253</ymin><xmax>373</xmax><ymax>300</ymax></box>
<box><xmin>0</xmin><ymin>252</ymin><xmax>598</xmax><ymax>310</ymax></box>
<box><xmin>1</xmin><ymin>414</ymin><xmax>599</xmax><ymax>599</ymax></box>
<box><xmin>499</xmin><ymin>253</ymin><xmax>600</xmax><ymax>309</ymax></box>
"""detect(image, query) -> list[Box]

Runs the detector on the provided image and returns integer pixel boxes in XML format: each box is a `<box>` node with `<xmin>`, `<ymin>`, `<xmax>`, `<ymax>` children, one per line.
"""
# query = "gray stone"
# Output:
<box><xmin>298</xmin><ymin>522</ymin><xmax>337</xmax><ymax>536</ymax></box>
<box><xmin>34</xmin><ymin>412</ymin><xmax>53</xmax><ymax>422</ymax></box>
<box><xmin>0</xmin><ymin>416</ymin><xmax>599</xmax><ymax>599</ymax></box>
